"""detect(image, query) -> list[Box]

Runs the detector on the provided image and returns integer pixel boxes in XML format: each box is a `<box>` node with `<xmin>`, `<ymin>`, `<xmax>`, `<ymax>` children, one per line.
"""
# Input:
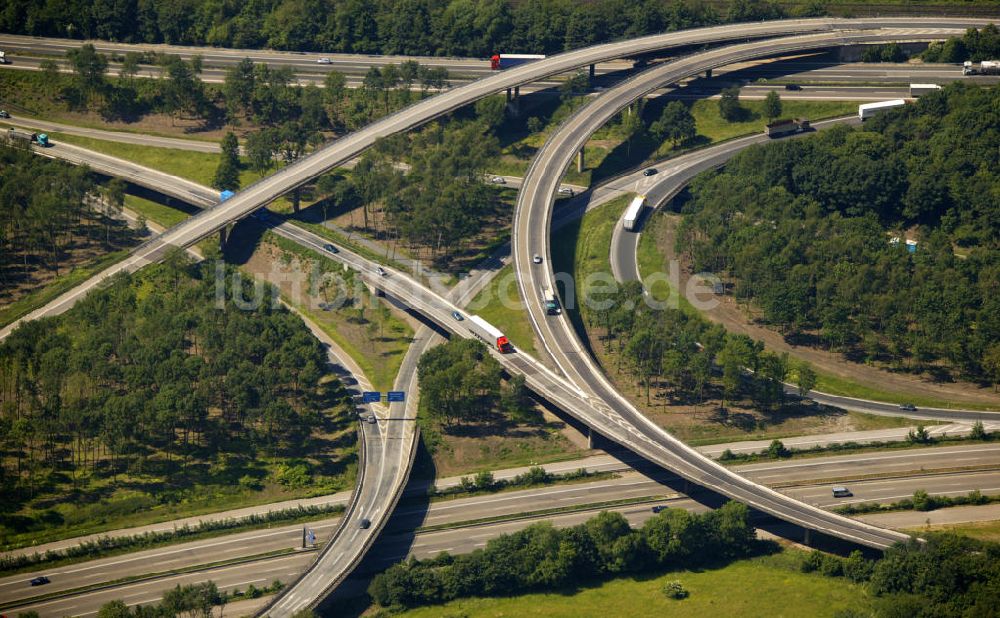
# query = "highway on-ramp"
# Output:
<box><xmin>512</xmin><ymin>26</ymin><xmax>982</xmax><ymax>554</ymax></box>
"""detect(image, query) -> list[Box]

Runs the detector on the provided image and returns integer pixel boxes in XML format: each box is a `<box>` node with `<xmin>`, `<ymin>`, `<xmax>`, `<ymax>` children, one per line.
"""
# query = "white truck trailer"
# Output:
<box><xmin>909</xmin><ymin>83</ymin><xmax>941</xmax><ymax>97</ymax></box>
<box><xmin>622</xmin><ymin>195</ymin><xmax>646</xmax><ymax>231</ymax></box>
<box><xmin>858</xmin><ymin>99</ymin><xmax>906</xmax><ymax>121</ymax></box>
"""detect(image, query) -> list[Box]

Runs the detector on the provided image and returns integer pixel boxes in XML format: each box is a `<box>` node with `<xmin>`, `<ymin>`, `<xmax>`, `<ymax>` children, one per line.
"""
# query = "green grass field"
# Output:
<box><xmin>560</xmin><ymin>99</ymin><xmax>861</xmax><ymax>187</ymax></box>
<box><xmin>125</xmin><ymin>194</ymin><xmax>191</xmax><ymax>228</ymax></box>
<box><xmin>466</xmin><ymin>263</ymin><xmax>537</xmax><ymax>356</ymax></box>
<box><xmin>395</xmin><ymin>549</ymin><xmax>873</xmax><ymax>618</ymax></box>
<box><xmin>49</xmin><ymin>132</ymin><xmax>267</xmax><ymax>191</ymax></box>
<box><xmin>551</xmin><ymin>194</ymin><xmax>632</xmax><ymax>330</ymax></box>
<box><xmin>920</xmin><ymin>520</ymin><xmax>1000</xmax><ymax>543</ymax></box>
<box><xmin>680</xmin><ymin>99</ymin><xmax>858</xmax><ymax>152</ymax></box>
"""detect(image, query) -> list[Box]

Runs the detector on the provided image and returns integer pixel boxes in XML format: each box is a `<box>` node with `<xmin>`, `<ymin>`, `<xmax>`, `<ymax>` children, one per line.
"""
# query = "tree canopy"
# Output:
<box><xmin>0</xmin><ymin>0</ymin><xmax>791</xmax><ymax>56</ymax></box>
<box><xmin>677</xmin><ymin>83</ymin><xmax>1000</xmax><ymax>384</ymax></box>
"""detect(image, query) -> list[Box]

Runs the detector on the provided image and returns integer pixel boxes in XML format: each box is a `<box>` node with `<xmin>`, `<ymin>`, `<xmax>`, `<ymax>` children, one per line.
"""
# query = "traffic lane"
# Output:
<box><xmin>3</xmin><ymin>460</ymin><xmax>1000</xmax><ymax>601</ymax></box>
<box><xmin>0</xmin><ymin>33</ymin><xmax>632</xmax><ymax>75</ymax></box>
<box><xmin>3</xmin><ymin>20</ymin><xmax>985</xmax><ymax>343</ymax></box>
<box><xmin>31</xmin><ymin>141</ymin><xmax>219</xmax><ymax>208</ymax></box>
<box><xmin>735</xmin><ymin>444</ymin><xmax>1000</xmax><ymax>484</ymax></box>
<box><xmin>513</xmin><ymin>33</ymin><xmax>966</xmax><ymax>549</ymax></box>
<box><xmin>798</xmin><ymin>388</ymin><xmax>1000</xmax><ymax>422</ymax></box>
<box><xmin>5</xmin><ymin>552</ymin><xmax>313</xmax><ymax>618</ymax></box>
<box><xmin>0</xmin><ymin>115</ymin><xmax>223</xmax><ymax>153</ymax></box>
<box><xmin>0</xmin><ymin>518</ymin><xmax>343</xmax><ymax>604</ymax></box>
<box><xmin>787</xmin><ymin>470</ymin><xmax>1000</xmax><ymax>508</ymax></box>
<box><xmin>0</xmin><ymin>58</ymin><xmax>575</xmax><ymax>92</ymax></box>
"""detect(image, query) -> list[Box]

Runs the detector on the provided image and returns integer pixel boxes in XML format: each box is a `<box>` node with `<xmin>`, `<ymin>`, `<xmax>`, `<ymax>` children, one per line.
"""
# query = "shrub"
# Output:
<box><xmin>662</xmin><ymin>580</ymin><xmax>689</xmax><ymax>599</ymax></box>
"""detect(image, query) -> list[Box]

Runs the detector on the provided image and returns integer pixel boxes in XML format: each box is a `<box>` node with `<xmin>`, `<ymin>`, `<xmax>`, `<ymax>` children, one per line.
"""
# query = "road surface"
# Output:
<box><xmin>5</xmin><ymin>444</ymin><xmax>1000</xmax><ymax>615</ymax></box>
<box><xmin>512</xmin><ymin>27</ymin><xmax>981</xmax><ymax>554</ymax></box>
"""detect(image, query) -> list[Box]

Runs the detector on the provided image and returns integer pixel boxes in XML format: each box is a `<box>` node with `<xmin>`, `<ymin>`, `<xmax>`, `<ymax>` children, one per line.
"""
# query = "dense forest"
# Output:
<box><xmin>0</xmin><ymin>0</ymin><xmax>790</xmax><ymax>57</ymax></box>
<box><xmin>0</xmin><ymin>142</ymin><xmax>129</xmax><ymax>285</ymax></box>
<box><xmin>806</xmin><ymin>532</ymin><xmax>1000</xmax><ymax>617</ymax></box>
<box><xmin>0</xmin><ymin>256</ymin><xmax>350</xmax><ymax>541</ymax></box>
<box><xmin>677</xmin><ymin>84</ymin><xmax>1000</xmax><ymax>385</ymax></box>
<box><xmin>43</xmin><ymin>43</ymin><xmax>444</xmax><ymax>135</ymax></box>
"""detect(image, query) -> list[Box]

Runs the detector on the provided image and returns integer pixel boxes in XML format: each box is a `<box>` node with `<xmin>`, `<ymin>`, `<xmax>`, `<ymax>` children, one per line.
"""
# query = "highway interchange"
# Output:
<box><xmin>2</xmin><ymin>15</ymin><xmax>1000</xmax><ymax>616</ymax></box>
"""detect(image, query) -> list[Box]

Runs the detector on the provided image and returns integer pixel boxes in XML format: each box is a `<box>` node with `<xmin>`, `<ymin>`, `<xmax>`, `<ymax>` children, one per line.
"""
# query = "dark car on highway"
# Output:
<box><xmin>30</xmin><ymin>576</ymin><xmax>50</xmax><ymax>586</ymax></box>
<box><xmin>900</xmin><ymin>403</ymin><xmax>917</xmax><ymax>412</ymax></box>
<box><xmin>360</xmin><ymin>518</ymin><xmax>371</xmax><ymax>529</ymax></box>
<box><xmin>643</xmin><ymin>168</ymin><xmax>657</xmax><ymax>176</ymax></box>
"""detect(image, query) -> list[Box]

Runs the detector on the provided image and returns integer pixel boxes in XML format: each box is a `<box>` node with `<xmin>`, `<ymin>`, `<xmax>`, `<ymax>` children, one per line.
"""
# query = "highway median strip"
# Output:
<box><xmin>413</xmin><ymin>495</ymin><xmax>672</xmax><ymax>534</ymax></box>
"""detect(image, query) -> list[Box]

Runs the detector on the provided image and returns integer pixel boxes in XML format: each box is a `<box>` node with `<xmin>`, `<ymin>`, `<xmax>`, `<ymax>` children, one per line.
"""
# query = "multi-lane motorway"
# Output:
<box><xmin>1</xmin><ymin>15</ymin><xmax>997</xmax><ymax>614</ymax></box>
<box><xmin>5</xmin><ymin>442</ymin><xmax>1000</xmax><ymax>615</ymax></box>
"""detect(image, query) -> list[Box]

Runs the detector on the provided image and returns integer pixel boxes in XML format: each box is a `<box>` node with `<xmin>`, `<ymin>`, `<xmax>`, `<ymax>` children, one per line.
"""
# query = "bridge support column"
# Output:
<box><xmin>589</xmin><ymin>63</ymin><xmax>595</xmax><ymax>79</ymax></box>
<box><xmin>508</xmin><ymin>86</ymin><xmax>521</xmax><ymax>116</ymax></box>
<box><xmin>576</xmin><ymin>148</ymin><xmax>585</xmax><ymax>173</ymax></box>
<box><xmin>219</xmin><ymin>225</ymin><xmax>228</xmax><ymax>250</ymax></box>
<box><xmin>506</xmin><ymin>87</ymin><xmax>512</xmax><ymax>103</ymax></box>
<box><xmin>705</xmin><ymin>68</ymin><xmax>712</xmax><ymax>78</ymax></box>
<box><xmin>803</xmin><ymin>528</ymin><xmax>813</xmax><ymax>546</ymax></box>
<box><xmin>291</xmin><ymin>187</ymin><xmax>301</xmax><ymax>213</ymax></box>
<box><xmin>587</xmin><ymin>427</ymin><xmax>597</xmax><ymax>449</ymax></box>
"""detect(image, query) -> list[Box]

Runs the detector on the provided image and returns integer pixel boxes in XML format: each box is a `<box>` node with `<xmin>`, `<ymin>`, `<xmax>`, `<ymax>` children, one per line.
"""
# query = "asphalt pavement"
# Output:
<box><xmin>6</xmin><ymin>446</ymin><xmax>1000</xmax><ymax>616</ymax></box>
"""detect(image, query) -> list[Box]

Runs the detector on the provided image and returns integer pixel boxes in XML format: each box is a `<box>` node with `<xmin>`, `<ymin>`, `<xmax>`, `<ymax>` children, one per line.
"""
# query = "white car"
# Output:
<box><xmin>490</xmin><ymin>176</ymin><xmax>506</xmax><ymax>184</ymax></box>
<box><xmin>376</xmin><ymin>266</ymin><xmax>387</xmax><ymax>277</ymax></box>
<box><xmin>317</xmin><ymin>57</ymin><xmax>332</xmax><ymax>64</ymax></box>
<box><xmin>532</xmin><ymin>254</ymin><xmax>542</xmax><ymax>264</ymax></box>
<box><xmin>557</xmin><ymin>187</ymin><xmax>574</xmax><ymax>196</ymax></box>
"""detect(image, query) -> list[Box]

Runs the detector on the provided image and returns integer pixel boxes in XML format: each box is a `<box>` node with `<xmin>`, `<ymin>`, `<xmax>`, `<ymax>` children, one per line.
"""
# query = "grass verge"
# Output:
<box><xmin>416</xmin><ymin>496</ymin><xmax>664</xmax><ymax>534</ymax></box>
<box><xmin>465</xmin><ymin>262</ymin><xmax>537</xmax><ymax>356</ymax></box>
<box><xmin>393</xmin><ymin>547</ymin><xmax>873</xmax><ymax>618</ymax></box>
<box><xmin>124</xmin><ymin>194</ymin><xmax>191</xmax><ymax>228</ymax></box>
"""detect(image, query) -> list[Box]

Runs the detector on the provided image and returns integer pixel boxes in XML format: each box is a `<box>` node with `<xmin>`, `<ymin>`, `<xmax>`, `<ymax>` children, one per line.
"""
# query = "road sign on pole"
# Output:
<box><xmin>362</xmin><ymin>391</ymin><xmax>381</xmax><ymax>403</ymax></box>
<box><xmin>387</xmin><ymin>391</ymin><xmax>405</xmax><ymax>402</ymax></box>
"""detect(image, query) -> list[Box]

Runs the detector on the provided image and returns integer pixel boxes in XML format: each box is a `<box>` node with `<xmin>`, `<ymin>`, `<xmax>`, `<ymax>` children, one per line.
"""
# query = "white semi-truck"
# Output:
<box><xmin>622</xmin><ymin>195</ymin><xmax>645</xmax><ymax>231</ymax></box>
<box><xmin>0</xmin><ymin>51</ymin><xmax>7</xmax><ymax>64</ymax></box>
<box><xmin>467</xmin><ymin>315</ymin><xmax>513</xmax><ymax>353</ymax></box>
<box><xmin>858</xmin><ymin>99</ymin><xmax>905</xmax><ymax>121</ymax></box>
<box><xmin>963</xmin><ymin>60</ymin><xmax>1000</xmax><ymax>75</ymax></box>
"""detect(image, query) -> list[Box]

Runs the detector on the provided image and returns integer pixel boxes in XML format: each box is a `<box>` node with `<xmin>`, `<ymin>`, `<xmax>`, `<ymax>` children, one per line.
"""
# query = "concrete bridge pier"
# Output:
<box><xmin>589</xmin><ymin>63</ymin><xmax>595</xmax><ymax>79</ymax></box>
<box><xmin>577</xmin><ymin>148</ymin><xmax>585</xmax><ymax>173</ymax></box>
